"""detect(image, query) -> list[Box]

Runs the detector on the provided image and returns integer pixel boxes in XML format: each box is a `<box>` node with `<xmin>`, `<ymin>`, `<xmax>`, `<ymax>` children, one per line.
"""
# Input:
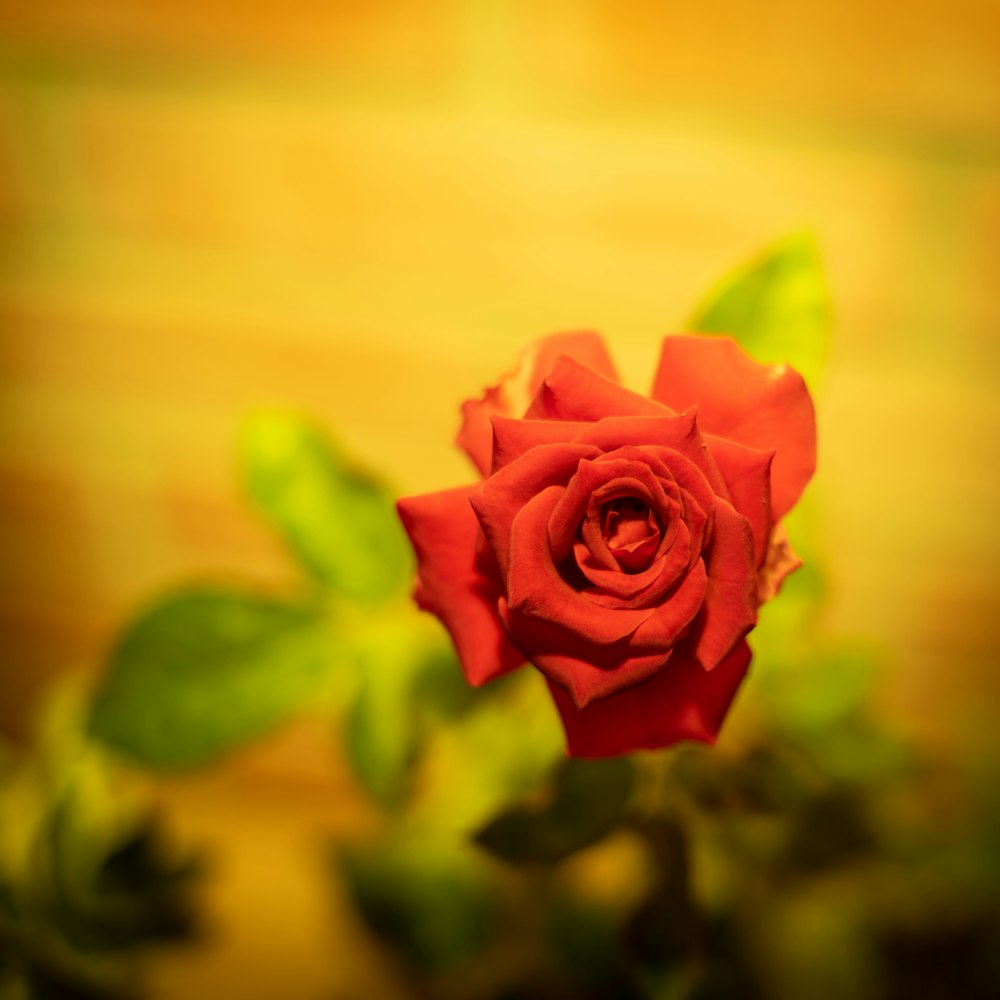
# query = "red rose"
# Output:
<box><xmin>398</xmin><ymin>333</ymin><xmax>816</xmax><ymax>757</ymax></box>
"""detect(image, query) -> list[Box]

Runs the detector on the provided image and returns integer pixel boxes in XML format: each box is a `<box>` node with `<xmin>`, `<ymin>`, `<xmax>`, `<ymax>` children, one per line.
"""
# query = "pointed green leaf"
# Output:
<box><xmin>475</xmin><ymin>757</ymin><xmax>635</xmax><ymax>865</ymax></box>
<box><xmin>690</xmin><ymin>232</ymin><xmax>831</xmax><ymax>387</ymax></box>
<box><xmin>89</xmin><ymin>587</ymin><xmax>336</xmax><ymax>770</ymax></box>
<box><xmin>240</xmin><ymin>412</ymin><xmax>411</xmax><ymax>602</ymax></box>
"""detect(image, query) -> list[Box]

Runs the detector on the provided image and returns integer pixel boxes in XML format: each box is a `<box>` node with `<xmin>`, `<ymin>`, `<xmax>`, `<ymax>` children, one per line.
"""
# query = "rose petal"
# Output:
<box><xmin>490</xmin><ymin>417</ymin><xmax>592</xmax><ymax>473</ymax></box>
<box><xmin>501</xmin><ymin>599</ymin><xmax>672</xmax><ymax>707</ymax></box>
<box><xmin>705</xmin><ymin>434</ymin><xmax>774</xmax><ymax>568</ymax></box>
<box><xmin>651</xmin><ymin>335</ymin><xmax>816</xmax><ymax>517</ymax></box>
<box><xmin>628</xmin><ymin>560</ymin><xmax>709</xmax><ymax>648</ymax></box>
<box><xmin>506</xmin><ymin>486</ymin><xmax>658</xmax><ymax>643</ymax></box>
<box><xmin>397</xmin><ymin>486</ymin><xmax>524</xmax><ymax>685</ymax></box>
<box><xmin>526</xmin><ymin>356</ymin><xmax>670</xmax><ymax>422</ymax></box>
<box><xmin>757</xmin><ymin>520</ymin><xmax>803</xmax><ymax>601</ymax></box>
<box><xmin>457</xmin><ymin>332</ymin><xmax>617</xmax><ymax>476</ymax></box>
<box><xmin>577</xmin><ymin>518</ymin><xmax>692</xmax><ymax>609</ymax></box>
<box><xmin>632</xmin><ymin>446</ymin><xmax>716</xmax><ymax>558</ymax></box>
<box><xmin>549</xmin><ymin>455</ymin><xmax>680</xmax><ymax>564</ymax></box>
<box><xmin>471</xmin><ymin>442</ymin><xmax>599</xmax><ymax>577</ymax></box>
<box><xmin>568</xmin><ymin>444</ymin><xmax>717</xmax><ymax>567</ymax></box>
<box><xmin>548</xmin><ymin>640</ymin><xmax>752</xmax><ymax>757</ymax></box>
<box><xmin>685</xmin><ymin>499</ymin><xmax>758</xmax><ymax>671</ymax></box>
<box><xmin>571</xmin><ymin>411</ymin><xmax>730</xmax><ymax>501</ymax></box>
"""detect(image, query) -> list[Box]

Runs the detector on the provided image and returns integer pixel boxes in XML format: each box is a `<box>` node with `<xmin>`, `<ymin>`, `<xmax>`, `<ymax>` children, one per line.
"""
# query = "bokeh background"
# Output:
<box><xmin>1</xmin><ymin>2</ymin><xmax>999</xmax><ymax>997</ymax></box>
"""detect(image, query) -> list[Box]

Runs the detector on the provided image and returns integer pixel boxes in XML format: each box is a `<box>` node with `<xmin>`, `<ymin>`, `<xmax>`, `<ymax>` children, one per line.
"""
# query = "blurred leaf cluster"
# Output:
<box><xmin>68</xmin><ymin>233</ymin><xmax>1000</xmax><ymax>999</ymax></box>
<box><xmin>405</xmin><ymin>690</ymin><xmax>1000</xmax><ymax>1000</ymax></box>
<box><xmin>89</xmin><ymin>413</ymin><xmax>415</xmax><ymax>771</ymax></box>
<box><xmin>0</xmin><ymin>690</ymin><xmax>200</xmax><ymax>1000</ymax></box>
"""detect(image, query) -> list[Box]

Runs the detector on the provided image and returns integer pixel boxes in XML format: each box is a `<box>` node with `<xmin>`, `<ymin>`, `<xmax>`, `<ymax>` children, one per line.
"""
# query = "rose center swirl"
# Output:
<box><xmin>599</xmin><ymin>496</ymin><xmax>661</xmax><ymax>572</ymax></box>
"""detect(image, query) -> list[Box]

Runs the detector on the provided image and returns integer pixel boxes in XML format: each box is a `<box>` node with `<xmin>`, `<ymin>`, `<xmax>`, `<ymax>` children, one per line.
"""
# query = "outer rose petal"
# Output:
<box><xmin>526</xmin><ymin>356</ymin><xmax>669</xmax><ymax>422</ymax></box>
<box><xmin>457</xmin><ymin>331</ymin><xmax>617</xmax><ymax>476</ymax></box>
<box><xmin>705</xmin><ymin>434</ymin><xmax>774</xmax><ymax>568</ymax></box>
<box><xmin>684</xmin><ymin>500</ymin><xmax>758</xmax><ymax>670</ymax></box>
<box><xmin>651</xmin><ymin>336</ymin><xmax>816</xmax><ymax>518</ymax></box>
<box><xmin>549</xmin><ymin>640</ymin><xmax>752</xmax><ymax>757</ymax></box>
<box><xmin>490</xmin><ymin>417</ymin><xmax>592</xmax><ymax>473</ymax></box>
<box><xmin>397</xmin><ymin>486</ymin><xmax>524</xmax><ymax>685</ymax></box>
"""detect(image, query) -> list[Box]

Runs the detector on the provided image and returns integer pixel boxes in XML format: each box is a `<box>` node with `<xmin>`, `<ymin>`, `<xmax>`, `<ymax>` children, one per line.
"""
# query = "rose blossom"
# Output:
<box><xmin>398</xmin><ymin>332</ymin><xmax>816</xmax><ymax>757</ymax></box>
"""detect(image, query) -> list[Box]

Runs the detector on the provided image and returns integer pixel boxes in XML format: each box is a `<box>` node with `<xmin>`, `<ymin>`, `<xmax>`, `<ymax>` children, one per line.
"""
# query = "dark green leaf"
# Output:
<box><xmin>46</xmin><ymin>808</ymin><xmax>202</xmax><ymax>953</ymax></box>
<box><xmin>690</xmin><ymin>231</ymin><xmax>831</xmax><ymax>388</ymax></box>
<box><xmin>546</xmin><ymin>895</ymin><xmax>646</xmax><ymax>1000</ymax></box>
<box><xmin>338</xmin><ymin>837</ymin><xmax>500</xmax><ymax>973</ymax></box>
<box><xmin>240</xmin><ymin>411</ymin><xmax>411</xmax><ymax>602</ymax></box>
<box><xmin>89</xmin><ymin>587</ymin><xmax>335</xmax><ymax>769</ymax></box>
<box><xmin>475</xmin><ymin>757</ymin><xmax>635</xmax><ymax>865</ymax></box>
<box><xmin>625</xmin><ymin>816</ymin><xmax>700</xmax><ymax>975</ymax></box>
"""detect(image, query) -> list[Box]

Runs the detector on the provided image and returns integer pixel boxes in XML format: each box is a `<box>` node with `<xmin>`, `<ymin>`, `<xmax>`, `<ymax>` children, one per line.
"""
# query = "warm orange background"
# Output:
<box><xmin>1</xmin><ymin>2</ymin><xmax>999</xmax><ymax>997</ymax></box>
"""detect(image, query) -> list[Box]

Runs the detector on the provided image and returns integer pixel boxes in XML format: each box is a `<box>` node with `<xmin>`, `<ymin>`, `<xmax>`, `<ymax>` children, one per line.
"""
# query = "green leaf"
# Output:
<box><xmin>409</xmin><ymin>671</ymin><xmax>565</xmax><ymax>835</ymax></box>
<box><xmin>754</xmin><ymin>642</ymin><xmax>878</xmax><ymax>736</ymax></box>
<box><xmin>343</xmin><ymin>616</ymin><xmax>440</xmax><ymax>808</ymax></box>
<box><xmin>690</xmin><ymin>231</ymin><xmax>831</xmax><ymax>388</ymax></box>
<box><xmin>240</xmin><ymin>411</ymin><xmax>411</xmax><ymax>602</ymax></box>
<box><xmin>475</xmin><ymin>757</ymin><xmax>635</xmax><ymax>865</ymax></box>
<box><xmin>547</xmin><ymin>894</ymin><xmax>647</xmax><ymax>999</ymax></box>
<box><xmin>89</xmin><ymin>587</ymin><xmax>335</xmax><ymax>769</ymax></box>
<box><xmin>338</xmin><ymin>836</ymin><xmax>500</xmax><ymax>973</ymax></box>
<box><xmin>46</xmin><ymin>804</ymin><xmax>202</xmax><ymax>953</ymax></box>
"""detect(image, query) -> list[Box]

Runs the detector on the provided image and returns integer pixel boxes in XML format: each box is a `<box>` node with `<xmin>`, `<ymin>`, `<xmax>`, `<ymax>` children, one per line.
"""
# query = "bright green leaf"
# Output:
<box><xmin>690</xmin><ymin>231</ymin><xmax>831</xmax><ymax>388</ymax></box>
<box><xmin>343</xmin><ymin>616</ymin><xmax>440</xmax><ymax>808</ymax></box>
<box><xmin>240</xmin><ymin>412</ymin><xmax>411</xmax><ymax>602</ymax></box>
<box><xmin>409</xmin><ymin>670</ymin><xmax>565</xmax><ymax>835</ymax></box>
<box><xmin>89</xmin><ymin>587</ymin><xmax>336</xmax><ymax>770</ymax></box>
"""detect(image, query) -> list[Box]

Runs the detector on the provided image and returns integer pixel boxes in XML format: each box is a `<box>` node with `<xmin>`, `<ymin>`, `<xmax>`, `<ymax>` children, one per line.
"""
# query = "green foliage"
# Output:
<box><xmin>755</xmin><ymin>642</ymin><xmax>877</xmax><ymax>737</ymax></box>
<box><xmin>0</xmin><ymin>689</ymin><xmax>200</xmax><ymax>1000</ymax></box>
<box><xmin>546</xmin><ymin>895</ymin><xmax>647</xmax><ymax>1000</ymax></box>
<box><xmin>338</xmin><ymin>837</ymin><xmax>501</xmax><ymax>975</ymax></box>
<box><xmin>689</xmin><ymin>232</ymin><xmax>831</xmax><ymax>388</ymax></box>
<box><xmin>476</xmin><ymin>758</ymin><xmax>635</xmax><ymax>865</ymax></box>
<box><xmin>89</xmin><ymin>587</ymin><xmax>336</xmax><ymax>770</ymax></box>
<box><xmin>343</xmin><ymin>618</ymin><xmax>445</xmax><ymax>807</ymax></box>
<box><xmin>409</xmin><ymin>670</ymin><xmax>565</xmax><ymax>836</ymax></box>
<box><xmin>240</xmin><ymin>411</ymin><xmax>411</xmax><ymax>602</ymax></box>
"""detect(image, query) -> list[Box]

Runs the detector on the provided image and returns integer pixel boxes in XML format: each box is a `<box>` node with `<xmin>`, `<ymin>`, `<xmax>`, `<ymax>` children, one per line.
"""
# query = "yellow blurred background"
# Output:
<box><xmin>1</xmin><ymin>1</ymin><xmax>999</xmax><ymax>997</ymax></box>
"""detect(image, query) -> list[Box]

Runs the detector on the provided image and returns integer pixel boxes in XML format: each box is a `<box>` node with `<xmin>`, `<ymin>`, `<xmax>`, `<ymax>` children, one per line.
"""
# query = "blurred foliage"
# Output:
<box><xmin>89</xmin><ymin>588</ymin><xmax>337</xmax><ymax>770</ymax></box>
<box><xmin>0</xmin><ymin>688</ymin><xmax>200</xmax><ymax>1000</ymax></box>
<box><xmin>335</xmin><ymin>660</ymin><xmax>1000</xmax><ymax>1000</ymax></box>
<box><xmin>338</xmin><ymin>836</ymin><xmax>503</xmax><ymax>976</ymax></box>
<box><xmin>88</xmin><ymin>410</ymin><xmax>415</xmax><ymax>774</ymax></box>
<box><xmin>475</xmin><ymin>758</ymin><xmax>635</xmax><ymax>865</ymax></box>
<box><xmin>240</xmin><ymin>411</ymin><xmax>412</xmax><ymax>603</ymax></box>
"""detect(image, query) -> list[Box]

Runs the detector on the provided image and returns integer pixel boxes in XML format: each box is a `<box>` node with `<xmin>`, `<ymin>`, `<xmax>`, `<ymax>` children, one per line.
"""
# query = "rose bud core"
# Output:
<box><xmin>397</xmin><ymin>332</ymin><xmax>816</xmax><ymax>757</ymax></box>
